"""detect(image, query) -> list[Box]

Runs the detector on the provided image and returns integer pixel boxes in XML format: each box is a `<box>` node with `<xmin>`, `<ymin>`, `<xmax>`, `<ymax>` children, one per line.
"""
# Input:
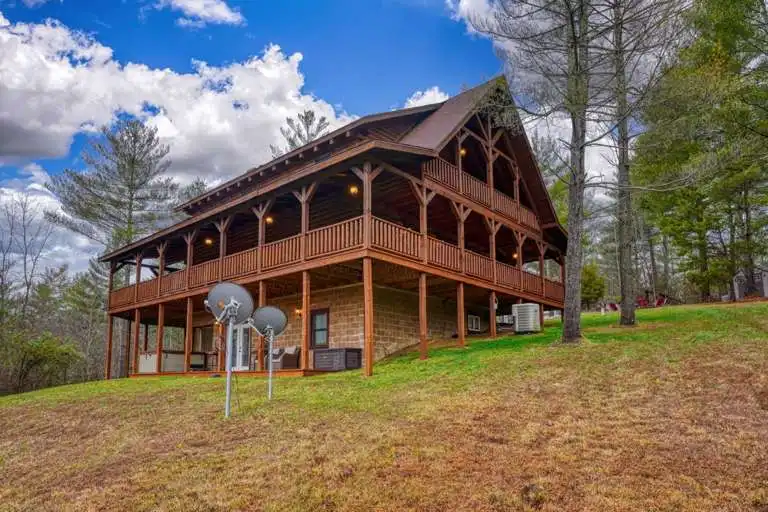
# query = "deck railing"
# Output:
<box><xmin>223</xmin><ymin>247</ymin><xmax>258</xmax><ymax>279</ymax></box>
<box><xmin>110</xmin><ymin>286</ymin><xmax>135</xmax><ymax>307</ymax></box>
<box><xmin>496</xmin><ymin>261</ymin><xmax>521</xmax><ymax>290</ymax></box>
<box><xmin>371</xmin><ymin>217</ymin><xmax>421</xmax><ymax>260</ymax></box>
<box><xmin>160</xmin><ymin>270</ymin><xmax>187</xmax><ymax>295</ymax></box>
<box><xmin>307</xmin><ymin>216</ymin><xmax>363</xmax><ymax>258</ymax></box>
<box><xmin>522</xmin><ymin>270</ymin><xmax>541</xmax><ymax>295</ymax></box>
<box><xmin>544</xmin><ymin>278</ymin><xmax>565</xmax><ymax>302</ymax></box>
<box><xmin>137</xmin><ymin>280</ymin><xmax>157</xmax><ymax>302</ymax></box>
<box><xmin>464</xmin><ymin>250</ymin><xmax>494</xmax><ymax>281</ymax></box>
<box><xmin>427</xmin><ymin>237</ymin><xmax>462</xmax><ymax>271</ymax></box>
<box><xmin>422</xmin><ymin>158</ymin><xmax>460</xmax><ymax>191</ymax></box>
<box><xmin>423</xmin><ymin>158</ymin><xmax>540</xmax><ymax>232</ymax></box>
<box><xmin>109</xmin><ymin>214</ymin><xmax>563</xmax><ymax>309</ymax></box>
<box><xmin>189</xmin><ymin>259</ymin><xmax>219</xmax><ymax>288</ymax></box>
<box><xmin>262</xmin><ymin>234</ymin><xmax>301</xmax><ymax>271</ymax></box>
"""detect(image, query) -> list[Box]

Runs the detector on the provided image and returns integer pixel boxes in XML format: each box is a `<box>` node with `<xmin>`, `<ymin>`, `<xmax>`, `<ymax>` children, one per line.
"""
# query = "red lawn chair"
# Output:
<box><xmin>608</xmin><ymin>302</ymin><xmax>619</xmax><ymax>311</ymax></box>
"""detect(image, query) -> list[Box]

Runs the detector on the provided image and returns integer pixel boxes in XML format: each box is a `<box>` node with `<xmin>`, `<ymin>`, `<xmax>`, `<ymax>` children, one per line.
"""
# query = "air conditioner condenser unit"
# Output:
<box><xmin>512</xmin><ymin>303</ymin><xmax>541</xmax><ymax>333</ymax></box>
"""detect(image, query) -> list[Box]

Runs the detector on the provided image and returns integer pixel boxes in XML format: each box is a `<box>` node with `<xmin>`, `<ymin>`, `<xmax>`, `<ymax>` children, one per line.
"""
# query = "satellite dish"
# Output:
<box><xmin>205</xmin><ymin>282</ymin><xmax>254</xmax><ymax>324</ymax></box>
<box><xmin>250</xmin><ymin>306</ymin><xmax>288</xmax><ymax>336</ymax></box>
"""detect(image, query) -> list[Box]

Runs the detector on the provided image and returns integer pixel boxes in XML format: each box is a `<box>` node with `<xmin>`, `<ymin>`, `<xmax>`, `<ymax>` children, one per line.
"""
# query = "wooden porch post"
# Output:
<box><xmin>133</xmin><ymin>251</ymin><xmax>143</xmax><ymax>302</ymax></box>
<box><xmin>252</xmin><ymin>200</ymin><xmax>273</xmax><ymax>274</ymax></box>
<box><xmin>156</xmin><ymin>242</ymin><xmax>167</xmax><ymax>298</ymax></box>
<box><xmin>484</xmin><ymin>217</ymin><xmax>501</xmax><ymax>284</ymax></box>
<box><xmin>457</xmin><ymin>282</ymin><xmax>465</xmax><ymax>347</ymax></box>
<box><xmin>104</xmin><ymin>314</ymin><xmax>113</xmax><ymax>380</ymax></box>
<box><xmin>409</xmin><ymin>182</ymin><xmax>435</xmax><ymax>263</ymax></box>
<box><xmin>184</xmin><ymin>297</ymin><xmax>193</xmax><ymax>372</ymax></box>
<box><xmin>107</xmin><ymin>260</ymin><xmax>115</xmax><ymax>309</ymax></box>
<box><xmin>363</xmin><ymin>257</ymin><xmax>374</xmax><ymax>376</ymax></box>
<box><xmin>489</xmin><ymin>291</ymin><xmax>497</xmax><ymax>338</ymax></box>
<box><xmin>451</xmin><ymin>202</ymin><xmax>471</xmax><ymax>273</ymax></box>
<box><xmin>293</xmin><ymin>183</ymin><xmax>318</xmax><ymax>261</ymax></box>
<box><xmin>143</xmin><ymin>323</ymin><xmax>149</xmax><ymax>352</ymax></box>
<box><xmin>216</xmin><ymin>323</ymin><xmax>225</xmax><ymax>372</ymax></box>
<box><xmin>419</xmin><ymin>272</ymin><xmax>428</xmax><ymax>360</ymax></box>
<box><xmin>301</xmin><ymin>271</ymin><xmax>310</xmax><ymax>370</ymax></box>
<box><xmin>155</xmin><ymin>303</ymin><xmax>165</xmax><ymax>374</ymax></box>
<box><xmin>515</xmin><ymin>231</ymin><xmax>526</xmax><ymax>290</ymax></box>
<box><xmin>457</xmin><ymin>132</ymin><xmax>468</xmax><ymax>194</ymax></box>
<box><xmin>183</xmin><ymin>229</ymin><xmax>197</xmax><ymax>289</ymax></box>
<box><xmin>537</xmin><ymin>241</ymin><xmax>546</xmax><ymax>296</ymax></box>
<box><xmin>539</xmin><ymin>303</ymin><xmax>545</xmax><ymax>330</ymax></box>
<box><xmin>132</xmin><ymin>308</ymin><xmax>141</xmax><ymax>375</ymax></box>
<box><xmin>257</xmin><ymin>281</ymin><xmax>266</xmax><ymax>371</ymax></box>
<box><xmin>215</xmin><ymin>217</ymin><xmax>232</xmax><ymax>282</ymax></box>
<box><xmin>352</xmin><ymin>162</ymin><xmax>383</xmax><ymax>249</ymax></box>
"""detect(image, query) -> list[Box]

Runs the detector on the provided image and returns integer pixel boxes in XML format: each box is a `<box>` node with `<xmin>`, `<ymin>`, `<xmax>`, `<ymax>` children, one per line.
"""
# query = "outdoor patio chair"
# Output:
<box><xmin>272</xmin><ymin>346</ymin><xmax>301</xmax><ymax>370</ymax></box>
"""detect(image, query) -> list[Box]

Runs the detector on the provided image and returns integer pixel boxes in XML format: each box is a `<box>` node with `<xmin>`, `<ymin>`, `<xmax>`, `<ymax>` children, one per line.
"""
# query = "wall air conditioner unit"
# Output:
<box><xmin>512</xmin><ymin>303</ymin><xmax>541</xmax><ymax>333</ymax></box>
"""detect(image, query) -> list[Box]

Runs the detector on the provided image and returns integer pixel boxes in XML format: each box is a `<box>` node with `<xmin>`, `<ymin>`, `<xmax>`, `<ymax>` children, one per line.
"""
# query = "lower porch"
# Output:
<box><xmin>105</xmin><ymin>258</ymin><xmax>562</xmax><ymax>379</ymax></box>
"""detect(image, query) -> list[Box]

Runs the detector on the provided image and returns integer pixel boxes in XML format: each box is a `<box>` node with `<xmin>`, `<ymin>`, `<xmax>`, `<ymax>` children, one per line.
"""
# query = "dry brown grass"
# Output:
<box><xmin>1</xmin><ymin>303</ymin><xmax>767</xmax><ymax>511</ymax></box>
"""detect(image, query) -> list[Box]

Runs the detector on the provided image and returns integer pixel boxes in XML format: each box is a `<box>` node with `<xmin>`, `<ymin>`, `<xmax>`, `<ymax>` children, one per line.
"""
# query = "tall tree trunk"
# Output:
<box><xmin>647</xmin><ymin>226</ymin><xmax>658</xmax><ymax>300</ymax></box>
<box><xmin>563</xmin><ymin>0</ymin><xmax>590</xmax><ymax>343</ymax></box>
<box><xmin>614</xmin><ymin>0</ymin><xmax>635</xmax><ymax>326</ymax></box>
<box><xmin>742</xmin><ymin>186</ymin><xmax>757</xmax><ymax>295</ymax></box>
<box><xmin>662</xmin><ymin>234</ymin><xmax>670</xmax><ymax>295</ymax></box>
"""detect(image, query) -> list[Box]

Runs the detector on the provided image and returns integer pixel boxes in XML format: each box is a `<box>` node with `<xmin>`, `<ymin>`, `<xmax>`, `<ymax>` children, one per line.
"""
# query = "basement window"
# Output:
<box><xmin>311</xmin><ymin>309</ymin><xmax>329</xmax><ymax>349</ymax></box>
<box><xmin>467</xmin><ymin>314</ymin><xmax>481</xmax><ymax>333</ymax></box>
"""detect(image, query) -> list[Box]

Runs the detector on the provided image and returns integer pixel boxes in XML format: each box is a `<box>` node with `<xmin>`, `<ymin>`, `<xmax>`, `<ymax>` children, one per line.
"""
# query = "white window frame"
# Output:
<box><xmin>467</xmin><ymin>314</ymin><xmax>481</xmax><ymax>332</ymax></box>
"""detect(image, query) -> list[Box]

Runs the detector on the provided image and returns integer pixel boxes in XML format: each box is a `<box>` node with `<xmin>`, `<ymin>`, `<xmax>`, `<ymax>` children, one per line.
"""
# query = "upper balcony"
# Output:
<box><xmin>421</xmin><ymin>158</ymin><xmax>540</xmax><ymax>235</ymax></box>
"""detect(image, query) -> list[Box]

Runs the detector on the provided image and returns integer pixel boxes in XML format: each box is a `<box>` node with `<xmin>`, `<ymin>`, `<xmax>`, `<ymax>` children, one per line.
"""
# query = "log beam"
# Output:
<box><xmin>419</xmin><ymin>272</ymin><xmax>428</xmax><ymax>360</ymax></box>
<box><xmin>132</xmin><ymin>308</ymin><xmax>141</xmax><ymax>374</ymax></box>
<box><xmin>155</xmin><ymin>303</ymin><xmax>165</xmax><ymax>374</ymax></box>
<box><xmin>184</xmin><ymin>297</ymin><xmax>193</xmax><ymax>372</ymax></box>
<box><xmin>363</xmin><ymin>257</ymin><xmax>374</xmax><ymax>376</ymax></box>
<box><xmin>457</xmin><ymin>282</ymin><xmax>465</xmax><ymax>347</ymax></box>
<box><xmin>104</xmin><ymin>315</ymin><xmax>113</xmax><ymax>380</ymax></box>
<box><xmin>301</xmin><ymin>271</ymin><xmax>310</xmax><ymax>370</ymax></box>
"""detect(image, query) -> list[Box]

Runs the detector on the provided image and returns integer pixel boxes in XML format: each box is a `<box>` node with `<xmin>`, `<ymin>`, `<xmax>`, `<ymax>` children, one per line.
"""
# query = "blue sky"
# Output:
<box><xmin>0</xmin><ymin>0</ymin><xmax>500</xmax><ymax>270</ymax></box>
<box><xmin>0</xmin><ymin>0</ymin><xmax>500</xmax><ymax>179</ymax></box>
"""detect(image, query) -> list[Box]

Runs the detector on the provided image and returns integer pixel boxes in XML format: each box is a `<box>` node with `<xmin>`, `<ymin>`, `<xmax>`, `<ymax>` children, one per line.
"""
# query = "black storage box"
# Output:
<box><xmin>313</xmin><ymin>348</ymin><xmax>362</xmax><ymax>371</ymax></box>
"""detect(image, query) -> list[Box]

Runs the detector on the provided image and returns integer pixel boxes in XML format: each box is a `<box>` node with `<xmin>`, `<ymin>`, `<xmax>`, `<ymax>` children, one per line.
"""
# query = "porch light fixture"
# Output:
<box><xmin>513</xmin><ymin>252</ymin><xmax>518</xmax><ymax>259</ymax></box>
<box><xmin>265</xmin><ymin>215</ymin><xmax>274</xmax><ymax>225</ymax></box>
<box><xmin>295</xmin><ymin>308</ymin><xmax>302</xmax><ymax>317</ymax></box>
<box><xmin>348</xmin><ymin>184</ymin><xmax>359</xmax><ymax>196</ymax></box>
<box><xmin>203</xmin><ymin>237</ymin><xmax>214</xmax><ymax>246</ymax></box>
<box><xmin>459</xmin><ymin>147</ymin><xmax>467</xmax><ymax>157</ymax></box>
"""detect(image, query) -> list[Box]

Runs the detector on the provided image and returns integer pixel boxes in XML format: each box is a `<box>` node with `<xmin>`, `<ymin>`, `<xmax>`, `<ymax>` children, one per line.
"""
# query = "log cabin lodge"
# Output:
<box><xmin>101</xmin><ymin>77</ymin><xmax>568</xmax><ymax>378</ymax></box>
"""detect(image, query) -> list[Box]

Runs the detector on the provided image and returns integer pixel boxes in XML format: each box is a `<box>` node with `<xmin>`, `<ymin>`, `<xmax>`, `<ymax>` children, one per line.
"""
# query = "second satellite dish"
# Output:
<box><xmin>251</xmin><ymin>305</ymin><xmax>288</xmax><ymax>336</ymax></box>
<box><xmin>205</xmin><ymin>282</ymin><xmax>254</xmax><ymax>324</ymax></box>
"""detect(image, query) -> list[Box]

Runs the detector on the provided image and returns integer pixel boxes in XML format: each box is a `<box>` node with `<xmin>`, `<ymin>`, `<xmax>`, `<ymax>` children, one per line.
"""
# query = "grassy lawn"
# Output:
<box><xmin>1</xmin><ymin>302</ymin><xmax>767</xmax><ymax>511</ymax></box>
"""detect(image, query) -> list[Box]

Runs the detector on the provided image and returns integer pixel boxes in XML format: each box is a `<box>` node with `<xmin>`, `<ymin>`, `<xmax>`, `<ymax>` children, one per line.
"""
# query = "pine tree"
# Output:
<box><xmin>269</xmin><ymin>110</ymin><xmax>330</xmax><ymax>158</ymax></box>
<box><xmin>45</xmin><ymin>120</ymin><xmax>178</xmax><ymax>249</ymax></box>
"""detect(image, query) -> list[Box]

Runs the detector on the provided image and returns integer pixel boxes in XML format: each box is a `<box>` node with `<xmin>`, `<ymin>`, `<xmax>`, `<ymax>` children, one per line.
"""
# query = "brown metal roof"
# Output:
<box><xmin>176</xmin><ymin>102</ymin><xmax>443</xmax><ymax>213</ymax></box>
<box><xmin>399</xmin><ymin>79</ymin><xmax>497</xmax><ymax>150</ymax></box>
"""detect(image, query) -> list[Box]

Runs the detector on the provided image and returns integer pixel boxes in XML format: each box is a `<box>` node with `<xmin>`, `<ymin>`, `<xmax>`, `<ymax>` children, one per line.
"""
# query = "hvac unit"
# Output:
<box><xmin>512</xmin><ymin>303</ymin><xmax>541</xmax><ymax>333</ymax></box>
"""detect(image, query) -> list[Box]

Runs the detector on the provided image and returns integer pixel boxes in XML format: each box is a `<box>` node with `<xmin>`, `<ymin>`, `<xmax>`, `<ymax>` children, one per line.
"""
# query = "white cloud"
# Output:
<box><xmin>0</xmin><ymin>11</ymin><xmax>354</xmax><ymax>271</ymax></box>
<box><xmin>154</xmin><ymin>0</ymin><xmax>245</xmax><ymax>27</ymax></box>
<box><xmin>404</xmin><ymin>86</ymin><xmax>449</xmax><ymax>107</ymax></box>
<box><xmin>20</xmin><ymin>0</ymin><xmax>59</xmax><ymax>7</ymax></box>
<box><xmin>0</xmin><ymin>12</ymin><xmax>351</xmax><ymax>185</ymax></box>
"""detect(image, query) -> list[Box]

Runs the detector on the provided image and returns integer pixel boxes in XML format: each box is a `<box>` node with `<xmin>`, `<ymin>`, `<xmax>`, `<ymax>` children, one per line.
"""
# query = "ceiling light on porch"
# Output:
<box><xmin>295</xmin><ymin>308</ymin><xmax>302</xmax><ymax>317</ymax></box>
<box><xmin>513</xmin><ymin>252</ymin><xmax>518</xmax><ymax>259</ymax></box>
<box><xmin>348</xmin><ymin>184</ymin><xmax>359</xmax><ymax>196</ymax></box>
<box><xmin>203</xmin><ymin>237</ymin><xmax>214</xmax><ymax>246</ymax></box>
<box><xmin>265</xmin><ymin>215</ymin><xmax>274</xmax><ymax>225</ymax></box>
<box><xmin>459</xmin><ymin>147</ymin><xmax>467</xmax><ymax>157</ymax></box>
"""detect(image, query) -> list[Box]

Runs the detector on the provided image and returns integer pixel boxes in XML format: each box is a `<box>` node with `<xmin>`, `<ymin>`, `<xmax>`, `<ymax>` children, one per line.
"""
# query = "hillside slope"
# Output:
<box><xmin>2</xmin><ymin>303</ymin><xmax>768</xmax><ymax>511</ymax></box>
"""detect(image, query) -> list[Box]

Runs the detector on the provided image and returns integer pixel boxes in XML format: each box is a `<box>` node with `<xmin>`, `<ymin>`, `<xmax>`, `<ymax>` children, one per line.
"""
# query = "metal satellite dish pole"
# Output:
<box><xmin>204</xmin><ymin>283</ymin><xmax>254</xmax><ymax>418</ymax></box>
<box><xmin>248</xmin><ymin>306</ymin><xmax>288</xmax><ymax>400</ymax></box>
